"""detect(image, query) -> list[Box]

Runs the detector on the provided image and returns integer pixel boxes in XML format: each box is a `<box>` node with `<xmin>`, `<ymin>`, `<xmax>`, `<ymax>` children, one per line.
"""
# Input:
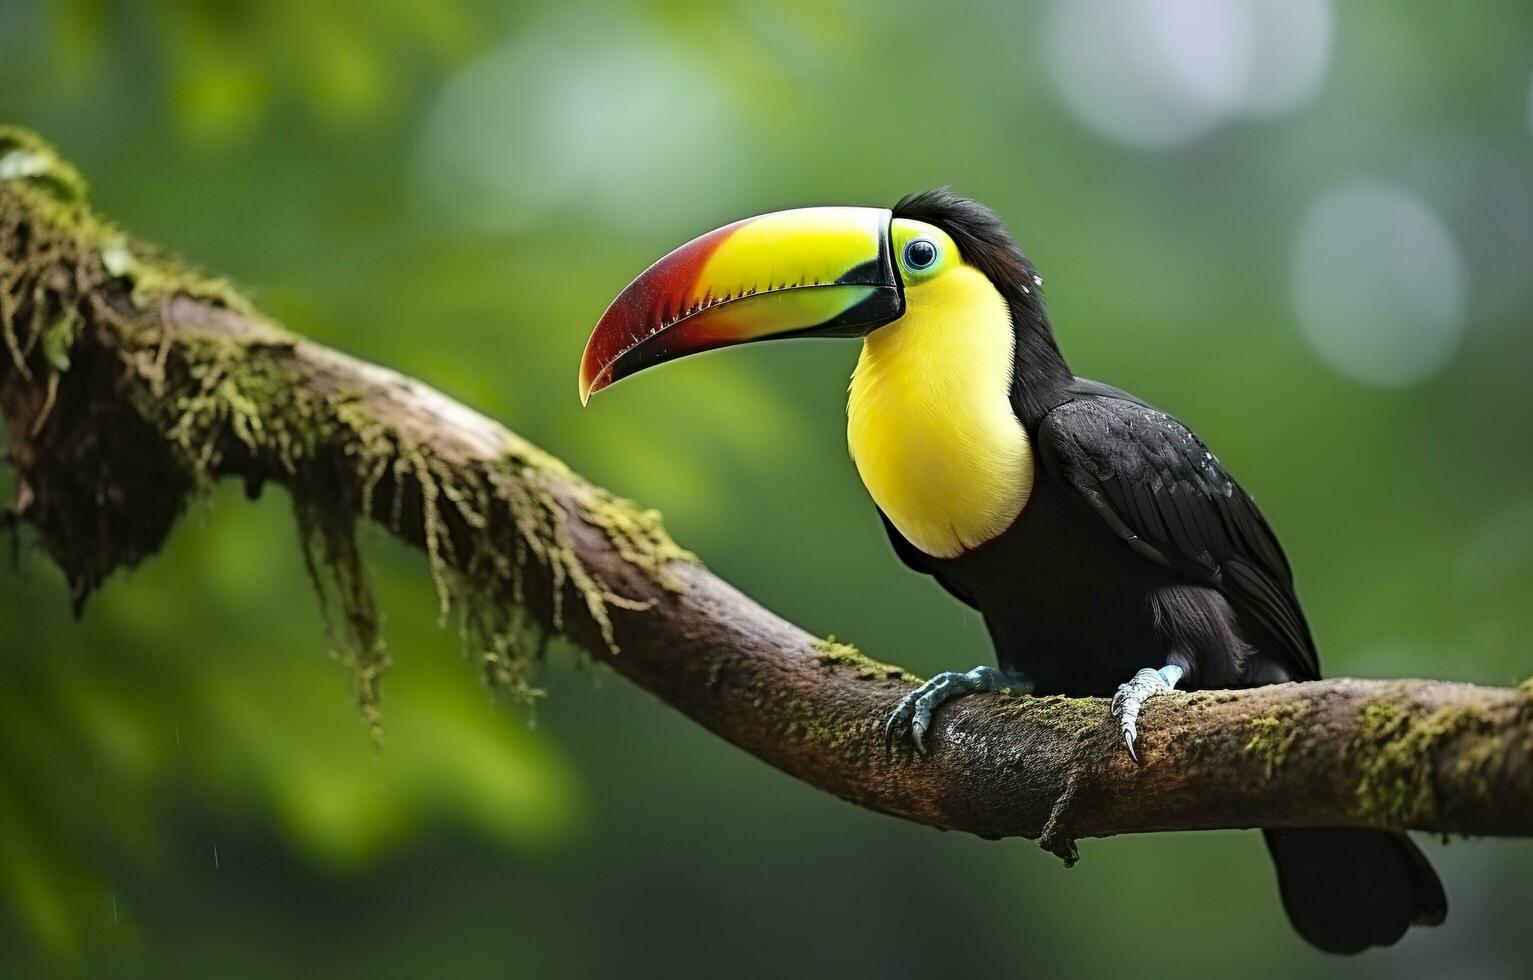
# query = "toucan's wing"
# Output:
<box><xmin>1036</xmin><ymin>387</ymin><xmax>1319</xmax><ymax>679</ymax></box>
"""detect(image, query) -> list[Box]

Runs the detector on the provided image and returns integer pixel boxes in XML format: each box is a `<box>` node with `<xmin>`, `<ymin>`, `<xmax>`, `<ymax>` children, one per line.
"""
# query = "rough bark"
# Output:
<box><xmin>3</xmin><ymin>129</ymin><xmax>1530</xmax><ymax>862</ymax></box>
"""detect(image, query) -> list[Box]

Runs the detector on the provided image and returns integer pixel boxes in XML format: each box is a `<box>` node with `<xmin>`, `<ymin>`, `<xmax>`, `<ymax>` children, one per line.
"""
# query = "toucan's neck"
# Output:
<box><xmin>887</xmin><ymin>189</ymin><xmax>1073</xmax><ymax>427</ymax></box>
<box><xmin>846</xmin><ymin>266</ymin><xmax>1045</xmax><ymax>558</ymax></box>
<box><xmin>1006</xmin><ymin>297</ymin><xmax>1074</xmax><ymax>428</ymax></box>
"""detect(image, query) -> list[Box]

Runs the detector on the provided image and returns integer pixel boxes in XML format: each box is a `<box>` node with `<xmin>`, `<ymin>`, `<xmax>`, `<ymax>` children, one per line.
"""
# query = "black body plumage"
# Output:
<box><xmin>882</xmin><ymin>189</ymin><xmax>1446</xmax><ymax>954</ymax></box>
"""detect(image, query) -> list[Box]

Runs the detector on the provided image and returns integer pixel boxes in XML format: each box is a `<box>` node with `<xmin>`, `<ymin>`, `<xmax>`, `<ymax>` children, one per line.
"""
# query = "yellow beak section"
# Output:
<box><xmin>579</xmin><ymin>206</ymin><xmax>902</xmax><ymax>403</ymax></box>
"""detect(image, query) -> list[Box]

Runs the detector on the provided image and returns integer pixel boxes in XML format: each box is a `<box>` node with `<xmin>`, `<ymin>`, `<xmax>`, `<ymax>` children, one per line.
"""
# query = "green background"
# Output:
<box><xmin>3</xmin><ymin>1</ymin><xmax>1532</xmax><ymax>976</ymax></box>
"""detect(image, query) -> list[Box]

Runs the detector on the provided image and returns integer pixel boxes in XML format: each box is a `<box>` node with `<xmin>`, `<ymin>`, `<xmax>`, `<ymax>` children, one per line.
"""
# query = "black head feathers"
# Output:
<box><xmin>894</xmin><ymin>188</ymin><xmax>1069</xmax><ymax>421</ymax></box>
<box><xmin>893</xmin><ymin>188</ymin><xmax>1049</xmax><ymax>331</ymax></box>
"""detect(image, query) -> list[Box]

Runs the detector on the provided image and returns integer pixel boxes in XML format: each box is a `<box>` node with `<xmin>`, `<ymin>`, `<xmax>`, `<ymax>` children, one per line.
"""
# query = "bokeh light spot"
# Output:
<box><xmin>1238</xmin><ymin>0</ymin><xmax>1334</xmax><ymax>115</ymax></box>
<box><xmin>415</xmin><ymin>17</ymin><xmax>742</xmax><ymax>235</ymax></box>
<box><xmin>1290</xmin><ymin>181</ymin><xmax>1467</xmax><ymax>387</ymax></box>
<box><xmin>1527</xmin><ymin>67</ymin><xmax>1533</xmax><ymax>141</ymax></box>
<box><xmin>1046</xmin><ymin>0</ymin><xmax>1332</xmax><ymax>147</ymax></box>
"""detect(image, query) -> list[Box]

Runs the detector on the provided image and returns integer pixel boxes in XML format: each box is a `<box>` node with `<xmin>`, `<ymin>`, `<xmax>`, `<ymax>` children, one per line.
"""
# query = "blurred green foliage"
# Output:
<box><xmin>3</xmin><ymin>0</ymin><xmax>1533</xmax><ymax>976</ymax></box>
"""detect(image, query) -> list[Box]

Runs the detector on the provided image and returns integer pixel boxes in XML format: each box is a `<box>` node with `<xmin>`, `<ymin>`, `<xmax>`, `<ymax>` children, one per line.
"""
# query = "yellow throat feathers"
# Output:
<box><xmin>847</xmin><ymin>265</ymin><xmax>1033</xmax><ymax>559</ymax></box>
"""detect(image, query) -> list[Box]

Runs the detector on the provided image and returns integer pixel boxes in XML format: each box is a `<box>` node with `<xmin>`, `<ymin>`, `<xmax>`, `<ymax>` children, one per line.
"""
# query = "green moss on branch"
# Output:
<box><xmin>8</xmin><ymin>127</ymin><xmax>1533</xmax><ymax>848</ymax></box>
<box><xmin>1347</xmin><ymin>698</ymin><xmax>1502</xmax><ymax>825</ymax></box>
<box><xmin>1244</xmin><ymin>704</ymin><xmax>1307</xmax><ymax>780</ymax></box>
<box><xmin>813</xmin><ymin>635</ymin><xmax>917</xmax><ymax>683</ymax></box>
<box><xmin>0</xmin><ymin>127</ymin><xmax>694</xmax><ymax>733</ymax></box>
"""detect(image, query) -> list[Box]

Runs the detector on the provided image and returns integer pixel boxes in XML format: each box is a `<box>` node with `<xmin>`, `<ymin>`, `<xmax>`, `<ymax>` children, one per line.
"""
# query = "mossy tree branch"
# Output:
<box><xmin>3</xmin><ymin>129</ymin><xmax>1531</xmax><ymax>862</ymax></box>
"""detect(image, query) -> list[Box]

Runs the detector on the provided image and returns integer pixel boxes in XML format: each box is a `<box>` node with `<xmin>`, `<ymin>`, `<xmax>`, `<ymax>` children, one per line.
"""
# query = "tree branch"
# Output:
<box><xmin>3</xmin><ymin>129</ymin><xmax>1530</xmax><ymax>861</ymax></box>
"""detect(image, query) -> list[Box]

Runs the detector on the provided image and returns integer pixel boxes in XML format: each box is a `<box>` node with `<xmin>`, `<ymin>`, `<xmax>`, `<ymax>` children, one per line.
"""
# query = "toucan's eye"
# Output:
<box><xmin>903</xmin><ymin>239</ymin><xmax>938</xmax><ymax>272</ymax></box>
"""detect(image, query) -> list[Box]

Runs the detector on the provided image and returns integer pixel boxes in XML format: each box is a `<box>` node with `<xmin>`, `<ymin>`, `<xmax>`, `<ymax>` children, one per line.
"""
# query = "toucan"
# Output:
<box><xmin>578</xmin><ymin>189</ymin><xmax>1446</xmax><ymax>954</ymax></box>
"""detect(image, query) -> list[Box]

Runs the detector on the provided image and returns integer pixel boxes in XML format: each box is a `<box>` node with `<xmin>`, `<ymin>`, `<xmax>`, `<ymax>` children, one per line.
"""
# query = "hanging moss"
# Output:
<box><xmin>294</xmin><ymin>495</ymin><xmax>390</xmax><ymax>740</ymax></box>
<box><xmin>0</xmin><ymin>127</ymin><xmax>697</xmax><ymax>734</ymax></box>
<box><xmin>38</xmin><ymin>310</ymin><xmax>80</xmax><ymax>372</ymax></box>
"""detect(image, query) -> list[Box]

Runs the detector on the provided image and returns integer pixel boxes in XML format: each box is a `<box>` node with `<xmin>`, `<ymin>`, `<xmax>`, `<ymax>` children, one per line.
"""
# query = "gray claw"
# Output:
<box><xmin>884</xmin><ymin>702</ymin><xmax>908</xmax><ymax>753</ymax></box>
<box><xmin>1121</xmin><ymin>721</ymin><xmax>1139</xmax><ymax>762</ymax></box>
<box><xmin>911</xmin><ymin>701</ymin><xmax>934</xmax><ymax>754</ymax></box>
<box><xmin>884</xmin><ymin>666</ymin><xmax>1016</xmax><ymax>755</ymax></box>
<box><xmin>1111</xmin><ymin>666</ymin><xmax>1178</xmax><ymax>763</ymax></box>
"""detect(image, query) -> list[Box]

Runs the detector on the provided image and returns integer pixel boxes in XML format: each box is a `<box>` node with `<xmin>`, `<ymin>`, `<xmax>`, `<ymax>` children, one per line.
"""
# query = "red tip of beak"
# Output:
<box><xmin>579</xmin><ymin>219</ymin><xmax>744</xmax><ymax>405</ymax></box>
<box><xmin>579</xmin><ymin>206</ymin><xmax>898</xmax><ymax>402</ymax></box>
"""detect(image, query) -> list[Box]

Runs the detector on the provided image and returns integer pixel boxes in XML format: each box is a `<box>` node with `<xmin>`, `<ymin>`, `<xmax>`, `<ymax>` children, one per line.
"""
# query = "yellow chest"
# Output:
<box><xmin>846</xmin><ymin>267</ymin><xmax>1034</xmax><ymax>559</ymax></box>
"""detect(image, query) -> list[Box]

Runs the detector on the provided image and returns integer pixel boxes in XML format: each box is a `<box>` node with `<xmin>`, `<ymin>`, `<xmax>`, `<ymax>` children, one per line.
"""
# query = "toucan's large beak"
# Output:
<box><xmin>579</xmin><ymin>206</ymin><xmax>902</xmax><ymax>403</ymax></box>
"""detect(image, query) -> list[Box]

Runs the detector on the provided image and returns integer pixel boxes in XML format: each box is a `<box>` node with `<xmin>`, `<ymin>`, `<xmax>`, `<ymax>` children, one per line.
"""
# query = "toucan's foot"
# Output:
<box><xmin>1110</xmin><ymin>664</ymin><xmax>1184</xmax><ymax>762</ymax></box>
<box><xmin>885</xmin><ymin>666</ymin><xmax>1030</xmax><ymax>755</ymax></box>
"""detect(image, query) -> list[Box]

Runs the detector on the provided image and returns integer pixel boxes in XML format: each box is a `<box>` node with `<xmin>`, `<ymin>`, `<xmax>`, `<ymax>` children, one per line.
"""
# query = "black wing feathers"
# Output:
<box><xmin>1038</xmin><ymin>388</ymin><xmax>1319</xmax><ymax>679</ymax></box>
